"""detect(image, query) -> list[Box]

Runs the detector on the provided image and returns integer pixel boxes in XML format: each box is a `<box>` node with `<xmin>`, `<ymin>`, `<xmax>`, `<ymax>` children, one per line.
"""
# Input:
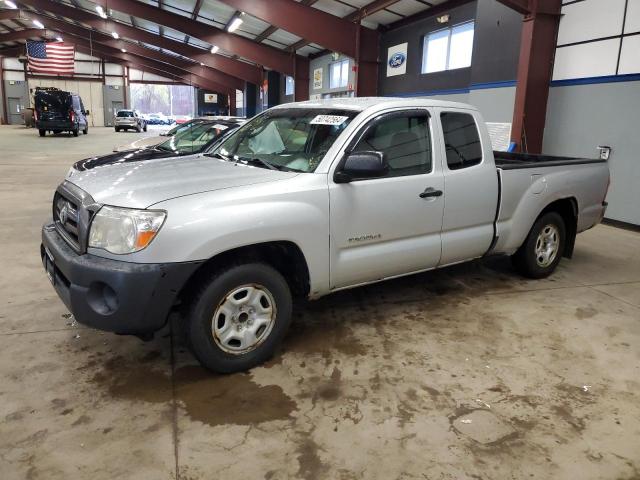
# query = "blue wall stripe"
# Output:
<box><xmin>383</xmin><ymin>73</ymin><xmax>639</xmax><ymax>98</ymax></box>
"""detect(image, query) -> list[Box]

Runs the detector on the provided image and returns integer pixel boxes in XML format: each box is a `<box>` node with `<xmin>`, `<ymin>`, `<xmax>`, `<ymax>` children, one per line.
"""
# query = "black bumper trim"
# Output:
<box><xmin>41</xmin><ymin>224</ymin><xmax>202</xmax><ymax>335</ymax></box>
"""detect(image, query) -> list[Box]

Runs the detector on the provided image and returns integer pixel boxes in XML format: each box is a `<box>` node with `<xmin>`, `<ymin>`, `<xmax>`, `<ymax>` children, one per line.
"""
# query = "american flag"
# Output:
<box><xmin>26</xmin><ymin>40</ymin><xmax>75</xmax><ymax>75</ymax></box>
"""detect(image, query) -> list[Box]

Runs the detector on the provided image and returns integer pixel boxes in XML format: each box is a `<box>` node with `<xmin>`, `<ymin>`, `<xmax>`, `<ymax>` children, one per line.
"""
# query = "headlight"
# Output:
<box><xmin>88</xmin><ymin>206</ymin><xmax>166</xmax><ymax>254</ymax></box>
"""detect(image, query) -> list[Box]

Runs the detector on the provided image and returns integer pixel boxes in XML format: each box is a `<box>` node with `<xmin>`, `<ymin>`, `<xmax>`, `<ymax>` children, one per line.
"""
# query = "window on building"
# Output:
<box><xmin>422</xmin><ymin>21</ymin><xmax>474</xmax><ymax>74</ymax></box>
<box><xmin>440</xmin><ymin>111</ymin><xmax>482</xmax><ymax>170</ymax></box>
<box><xmin>352</xmin><ymin>113</ymin><xmax>431</xmax><ymax>178</ymax></box>
<box><xmin>285</xmin><ymin>76</ymin><xmax>294</xmax><ymax>96</ymax></box>
<box><xmin>329</xmin><ymin>59</ymin><xmax>350</xmax><ymax>89</ymax></box>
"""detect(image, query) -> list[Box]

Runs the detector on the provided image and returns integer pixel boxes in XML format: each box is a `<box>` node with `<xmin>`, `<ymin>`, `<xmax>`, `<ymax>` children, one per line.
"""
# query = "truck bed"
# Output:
<box><xmin>494</xmin><ymin>151</ymin><xmax>606</xmax><ymax>170</ymax></box>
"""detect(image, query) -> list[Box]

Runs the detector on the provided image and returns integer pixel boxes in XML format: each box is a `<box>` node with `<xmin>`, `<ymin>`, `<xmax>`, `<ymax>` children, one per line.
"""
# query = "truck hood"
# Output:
<box><xmin>65</xmin><ymin>154</ymin><xmax>299</xmax><ymax>208</ymax></box>
<box><xmin>113</xmin><ymin>136</ymin><xmax>164</xmax><ymax>152</ymax></box>
<box><xmin>73</xmin><ymin>147</ymin><xmax>187</xmax><ymax>171</ymax></box>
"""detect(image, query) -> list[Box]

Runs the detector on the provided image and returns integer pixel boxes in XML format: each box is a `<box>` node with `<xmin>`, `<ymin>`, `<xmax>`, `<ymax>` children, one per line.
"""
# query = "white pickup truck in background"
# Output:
<box><xmin>41</xmin><ymin>98</ymin><xmax>610</xmax><ymax>372</ymax></box>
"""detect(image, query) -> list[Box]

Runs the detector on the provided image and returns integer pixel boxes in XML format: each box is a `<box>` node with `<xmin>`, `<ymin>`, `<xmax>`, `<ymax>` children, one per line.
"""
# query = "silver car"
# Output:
<box><xmin>114</xmin><ymin>109</ymin><xmax>147</xmax><ymax>133</ymax></box>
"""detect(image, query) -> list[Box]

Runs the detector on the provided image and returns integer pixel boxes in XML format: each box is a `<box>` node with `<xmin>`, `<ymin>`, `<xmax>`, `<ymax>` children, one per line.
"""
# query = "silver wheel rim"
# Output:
<box><xmin>534</xmin><ymin>224</ymin><xmax>560</xmax><ymax>268</ymax></box>
<box><xmin>211</xmin><ymin>284</ymin><xmax>277</xmax><ymax>355</ymax></box>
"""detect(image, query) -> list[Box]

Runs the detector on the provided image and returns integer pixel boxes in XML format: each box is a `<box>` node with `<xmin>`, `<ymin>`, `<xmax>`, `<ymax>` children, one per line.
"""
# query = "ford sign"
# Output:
<box><xmin>388</xmin><ymin>52</ymin><xmax>406</xmax><ymax>68</ymax></box>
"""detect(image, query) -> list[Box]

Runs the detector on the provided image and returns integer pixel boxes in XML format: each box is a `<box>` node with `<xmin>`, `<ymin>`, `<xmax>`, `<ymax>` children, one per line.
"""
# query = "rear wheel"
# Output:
<box><xmin>143</xmin><ymin>123</ymin><xmax>147</xmax><ymax>132</ymax></box>
<box><xmin>186</xmin><ymin>263</ymin><xmax>292</xmax><ymax>373</ymax></box>
<box><xmin>38</xmin><ymin>129</ymin><xmax>45</xmax><ymax>137</ymax></box>
<box><xmin>115</xmin><ymin>127</ymin><xmax>120</xmax><ymax>132</ymax></box>
<box><xmin>72</xmin><ymin>128</ymin><xmax>79</xmax><ymax>137</ymax></box>
<box><xmin>136</xmin><ymin>125</ymin><xmax>142</xmax><ymax>133</ymax></box>
<box><xmin>512</xmin><ymin>211</ymin><xmax>566</xmax><ymax>279</ymax></box>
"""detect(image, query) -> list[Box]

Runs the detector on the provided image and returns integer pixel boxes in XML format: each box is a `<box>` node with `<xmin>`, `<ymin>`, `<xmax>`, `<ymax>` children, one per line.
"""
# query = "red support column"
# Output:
<box><xmin>0</xmin><ymin>55</ymin><xmax>6</xmax><ymax>125</ymax></box>
<box><xmin>510</xmin><ymin>0</ymin><xmax>562</xmax><ymax>153</ymax></box>
<box><xmin>355</xmin><ymin>25</ymin><xmax>379</xmax><ymax>97</ymax></box>
<box><xmin>294</xmin><ymin>55</ymin><xmax>309</xmax><ymax>101</ymax></box>
<box><xmin>229</xmin><ymin>91</ymin><xmax>236</xmax><ymax>116</ymax></box>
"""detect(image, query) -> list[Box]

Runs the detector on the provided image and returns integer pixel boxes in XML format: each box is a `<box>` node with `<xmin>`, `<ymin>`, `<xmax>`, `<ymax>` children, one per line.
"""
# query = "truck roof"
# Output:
<box><xmin>274</xmin><ymin>96</ymin><xmax>478</xmax><ymax>113</ymax></box>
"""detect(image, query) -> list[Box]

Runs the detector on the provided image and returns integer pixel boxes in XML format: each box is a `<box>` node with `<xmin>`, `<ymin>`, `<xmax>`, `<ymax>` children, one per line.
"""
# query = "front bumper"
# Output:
<box><xmin>41</xmin><ymin>224</ymin><xmax>201</xmax><ymax>335</ymax></box>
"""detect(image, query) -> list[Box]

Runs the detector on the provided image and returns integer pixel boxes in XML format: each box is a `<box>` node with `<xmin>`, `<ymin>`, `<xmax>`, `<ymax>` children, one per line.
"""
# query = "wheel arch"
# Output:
<box><xmin>177</xmin><ymin>240</ymin><xmax>311</xmax><ymax>307</ymax></box>
<box><xmin>538</xmin><ymin>197</ymin><xmax>578</xmax><ymax>258</ymax></box>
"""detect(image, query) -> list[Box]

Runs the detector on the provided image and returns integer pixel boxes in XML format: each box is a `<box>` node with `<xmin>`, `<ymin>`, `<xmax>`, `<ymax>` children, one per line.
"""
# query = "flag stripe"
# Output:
<box><xmin>27</xmin><ymin>40</ymin><xmax>75</xmax><ymax>75</ymax></box>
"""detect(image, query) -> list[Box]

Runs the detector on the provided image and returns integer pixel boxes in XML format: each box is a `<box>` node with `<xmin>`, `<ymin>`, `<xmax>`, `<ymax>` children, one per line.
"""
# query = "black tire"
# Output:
<box><xmin>186</xmin><ymin>263</ymin><xmax>292</xmax><ymax>373</ymax></box>
<box><xmin>136</xmin><ymin>125</ymin><xmax>142</xmax><ymax>133</ymax></box>
<box><xmin>72</xmin><ymin>128</ymin><xmax>79</xmax><ymax>137</ymax></box>
<box><xmin>115</xmin><ymin>127</ymin><xmax>120</xmax><ymax>132</ymax></box>
<box><xmin>38</xmin><ymin>129</ymin><xmax>45</xmax><ymax>137</ymax></box>
<box><xmin>53</xmin><ymin>129</ymin><xmax>61</xmax><ymax>134</ymax></box>
<box><xmin>512</xmin><ymin>211</ymin><xmax>566</xmax><ymax>279</ymax></box>
<box><xmin>83</xmin><ymin>126</ymin><xmax>88</xmax><ymax>135</ymax></box>
<box><xmin>143</xmin><ymin>123</ymin><xmax>147</xmax><ymax>132</ymax></box>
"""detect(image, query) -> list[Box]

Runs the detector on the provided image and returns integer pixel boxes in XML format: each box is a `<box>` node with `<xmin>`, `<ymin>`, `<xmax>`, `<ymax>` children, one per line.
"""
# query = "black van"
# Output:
<box><xmin>34</xmin><ymin>88</ymin><xmax>89</xmax><ymax>137</ymax></box>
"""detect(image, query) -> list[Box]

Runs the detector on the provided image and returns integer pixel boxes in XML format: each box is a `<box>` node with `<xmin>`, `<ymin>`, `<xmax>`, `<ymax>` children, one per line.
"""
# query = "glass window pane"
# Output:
<box><xmin>330</xmin><ymin>63</ymin><xmax>340</xmax><ymax>89</ymax></box>
<box><xmin>353</xmin><ymin>114</ymin><xmax>431</xmax><ymax>177</ymax></box>
<box><xmin>441</xmin><ymin>112</ymin><xmax>482</xmax><ymax>170</ymax></box>
<box><xmin>423</xmin><ymin>29</ymin><xmax>449</xmax><ymax>73</ymax></box>
<box><xmin>341</xmin><ymin>60</ymin><xmax>349</xmax><ymax>87</ymax></box>
<box><xmin>448</xmin><ymin>22</ymin><xmax>474</xmax><ymax>70</ymax></box>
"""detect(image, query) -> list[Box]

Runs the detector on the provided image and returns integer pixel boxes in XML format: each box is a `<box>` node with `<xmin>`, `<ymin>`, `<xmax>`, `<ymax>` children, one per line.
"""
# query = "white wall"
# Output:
<box><xmin>553</xmin><ymin>0</ymin><xmax>640</xmax><ymax>80</ymax></box>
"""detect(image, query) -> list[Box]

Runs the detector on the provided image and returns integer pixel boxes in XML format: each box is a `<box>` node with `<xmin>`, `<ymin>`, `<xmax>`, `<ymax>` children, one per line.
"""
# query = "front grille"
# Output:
<box><xmin>52</xmin><ymin>182</ymin><xmax>99</xmax><ymax>254</ymax></box>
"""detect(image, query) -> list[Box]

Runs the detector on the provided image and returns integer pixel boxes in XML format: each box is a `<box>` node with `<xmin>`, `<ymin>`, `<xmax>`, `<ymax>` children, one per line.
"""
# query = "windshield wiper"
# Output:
<box><xmin>204</xmin><ymin>151</ymin><xmax>232</xmax><ymax>161</ymax></box>
<box><xmin>237</xmin><ymin>157</ymin><xmax>281</xmax><ymax>171</ymax></box>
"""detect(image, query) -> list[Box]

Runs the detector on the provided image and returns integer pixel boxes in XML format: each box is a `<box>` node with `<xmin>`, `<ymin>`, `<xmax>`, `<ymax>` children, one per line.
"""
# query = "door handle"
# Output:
<box><xmin>419</xmin><ymin>188</ymin><xmax>443</xmax><ymax>199</ymax></box>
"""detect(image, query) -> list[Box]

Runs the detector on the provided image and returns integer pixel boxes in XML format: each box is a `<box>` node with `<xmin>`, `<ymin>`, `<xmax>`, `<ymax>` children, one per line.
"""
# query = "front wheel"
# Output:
<box><xmin>186</xmin><ymin>263</ymin><xmax>292</xmax><ymax>373</ymax></box>
<box><xmin>143</xmin><ymin>123</ymin><xmax>147</xmax><ymax>132</ymax></box>
<box><xmin>115</xmin><ymin>127</ymin><xmax>120</xmax><ymax>132</ymax></box>
<box><xmin>38</xmin><ymin>129</ymin><xmax>45</xmax><ymax>137</ymax></box>
<box><xmin>83</xmin><ymin>126</ymin><xmax>88</xmax><ymax>134</ymax></box>
<box><xmin>512</xmin><ymin>211</ymin><xmax>566</xmax><ymax>279</ymax></box>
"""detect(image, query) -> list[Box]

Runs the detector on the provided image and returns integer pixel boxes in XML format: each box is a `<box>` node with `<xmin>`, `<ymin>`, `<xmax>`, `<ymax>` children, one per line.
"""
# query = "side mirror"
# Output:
<box><xmin>85</xmin><ymin>110</ymin><xmax>90</xmax><ymax>116</ymax></box>
<box><xmin>334</xmin><ymin>151</ymin><xmax>388</xmax><ymax>183</ymax></box>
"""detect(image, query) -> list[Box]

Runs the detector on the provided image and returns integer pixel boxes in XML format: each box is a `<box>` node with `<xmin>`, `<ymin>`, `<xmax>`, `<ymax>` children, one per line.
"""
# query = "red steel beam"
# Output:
<box><xmin>92</xmin><ymin>0</ymin><xmax>297</xmax><ymax>75</ymax></box>
<box><xmin>17</xmin><ymin>0</ymin><xmax>263</xmax><ymax>84</ymax></box>
<box><xmin>0</xmin><ymin>28</ymin><xmax>45</xmax><ymax>42</ymax></box>
<box><xmin>217</xmin><ymin>0</ymin><xmax>362</xmax><ymax>59</ymax></box>
<box><xmin>345</xmin><ymin>0</ymin><xmax>403</xmax><ymax>22</ymax></box>
<box><xmin>510</xmin><ymin>0</ymin><xmax>562</xmax><ymax>152</ymax></box>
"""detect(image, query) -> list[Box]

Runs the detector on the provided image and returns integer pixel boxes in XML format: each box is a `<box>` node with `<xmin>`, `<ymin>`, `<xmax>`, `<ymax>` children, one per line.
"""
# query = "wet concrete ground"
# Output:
<box><xmin>0</xmin><ymin>125</ymin><xmax>639</xmax><ymax>479</ymax></box>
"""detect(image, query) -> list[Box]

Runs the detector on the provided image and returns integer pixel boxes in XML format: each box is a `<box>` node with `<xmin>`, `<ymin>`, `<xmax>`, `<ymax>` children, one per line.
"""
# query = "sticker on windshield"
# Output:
<box><xmin>213</xmin><ymin>124</ymin><xmax>229</xmax><ymax>130</ymax></box>
<box><xmin>310</xmin><ymin>115</ymin><xmax>349</xmax><ymax>126</ymax></box>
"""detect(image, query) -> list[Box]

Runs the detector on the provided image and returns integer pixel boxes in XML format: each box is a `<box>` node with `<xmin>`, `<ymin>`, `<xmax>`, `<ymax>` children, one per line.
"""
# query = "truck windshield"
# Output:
<box><xmin>156</xmin><ymin>122</ymin><xmax>233</xmax><ymax>155</ymax></box>
<box><xmin>211</xmin><ymin>108</ymin><xmax>358</xmax><ymax>172</ymax></box>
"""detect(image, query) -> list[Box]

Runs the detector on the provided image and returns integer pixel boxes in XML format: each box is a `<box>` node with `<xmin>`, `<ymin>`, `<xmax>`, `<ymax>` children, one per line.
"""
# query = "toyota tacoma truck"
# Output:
<box><xmin>41</xmin><ymin>98</ymin><xmax>610</xmax><ymax>373</ymax></box>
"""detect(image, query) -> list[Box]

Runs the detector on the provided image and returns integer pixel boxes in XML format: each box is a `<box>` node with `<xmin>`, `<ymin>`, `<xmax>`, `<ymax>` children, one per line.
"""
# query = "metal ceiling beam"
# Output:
<box><xmin>217</xmin><ymin>0</ymin><xmax>365</xmax><ymax>59</ymax></box>
<box><xmin>0</xmin><ymin>28</ymin><xmax>44</xmax><ymax>42</ymax></box>
<box><xmin>17</xmin><ymin>0</ymin><xmax>263</xmax><ymax>84</ymax></box>
<box><xmin>344</xmin><ymin>0</ymin><xmax>403</xmax><ymax>22</ymax></box>
<box><xmin>253</xmin><ymin>0</ymin><xmax>318</xmax><ymax>44</ymax></box>
<box><xmin>91</xmin><ymin>0</ymin><xmax>297</xmax><ymax>75</ymax></box>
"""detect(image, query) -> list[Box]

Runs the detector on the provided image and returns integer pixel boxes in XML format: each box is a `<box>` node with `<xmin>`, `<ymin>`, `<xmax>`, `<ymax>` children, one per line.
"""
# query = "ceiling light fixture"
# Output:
<box><xmin>226</xmin><ymin>13</ymin><xmax>244</xmax><ymax>33</ymax></box>
<box><xmin>111</xmin><ymin>31</ymin><xmax>119</xmax><ymax>39</ymax></box>
<box><xmin>32</xmin><ymin>19</ymin><xmax>44</xmax><ymax>29</ymax></box>
<box><xmin>95</xmin><ymin>5</ymin><xmax>107</xmax><ymax>19</ymax></box>
<box><xmin>121</xmin><ymin>48</ymin><xmax>126</xmax><ymax>53</ymax></box>
<box><xmin>4</xmin><ymin>1</ymin><xmax>18</xmax><ymax>9</ymax></box>
<box><xmin>210</xmin><ymin>45</ymin><xmax>219</xmax><ymax>54</ymax></box>
<box><xmin>55</xmin><ymin>36</ymin><xmax>63</xmax><ymax>42</ymax></box>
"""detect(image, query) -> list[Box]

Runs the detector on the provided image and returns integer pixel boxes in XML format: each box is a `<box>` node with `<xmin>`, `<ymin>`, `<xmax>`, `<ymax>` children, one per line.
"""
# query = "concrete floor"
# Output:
<box><xmin>0</xmin><ymin>124</ymin><xmax>639</xmax><ymax>480</ymax></box>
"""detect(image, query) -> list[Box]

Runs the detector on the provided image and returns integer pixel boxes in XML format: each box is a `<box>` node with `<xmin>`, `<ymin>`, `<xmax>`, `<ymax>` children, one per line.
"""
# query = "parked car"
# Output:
<box><xmin>41</xmin><ymin>98</ymin><xmax>609</xmax><ymax>373</ymax></box>
<box><xmin>113</xmin><ymin>117</ymin><xmax>245</xmax><ymax>152</ymax></box>
<box><xmin>75</xmin><ymin>119</ymin><xmax>242</xmax><ymax>170</ymax></box>
<box><xmin>34</xmin><ymin>87</ymin><xmax>89</xmax><ymax>137</ymax></box>
<box><xmin>114</xmin><ymin>109</ymin><xmax>147</xmax><ymax>133</ymax></box>
<box><xmin>146</xmin><ymin>112</ymin><xmax>172</xmax><ymax>125</ymax></box>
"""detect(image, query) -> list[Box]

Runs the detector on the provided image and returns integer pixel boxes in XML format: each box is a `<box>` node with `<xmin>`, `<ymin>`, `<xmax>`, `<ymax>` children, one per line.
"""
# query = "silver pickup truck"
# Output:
<box><xmin>41</xmin><ymin>98</ymin><xmax>609</xmax><ymax>372</ymax></box>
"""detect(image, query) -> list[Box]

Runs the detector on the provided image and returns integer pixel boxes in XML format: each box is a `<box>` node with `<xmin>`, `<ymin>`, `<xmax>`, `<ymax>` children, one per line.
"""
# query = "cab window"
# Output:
<box><xmin>352</xmin><ymin>112</ymin><xmax>431</xmax><ymax>177</ymax></box>
<box><xmin>440</xmin><ymin>112</ymin><xmax>482</xmax><ymax>170</ymax></box>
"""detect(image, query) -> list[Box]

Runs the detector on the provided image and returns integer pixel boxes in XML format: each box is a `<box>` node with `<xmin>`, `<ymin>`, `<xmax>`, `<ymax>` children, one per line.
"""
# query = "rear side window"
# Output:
<box><xmin>352</xmin><ymin>113</ymin><xmax>431</xmax><ymax>177</ymax></box>
<box><xmin>72</xmin><ymin>96</ymin><xmax>80</xmax><ymax>110</ymax></box>
<box><xmin>441</xmin><ymin>112</ymin><xmax>482</xmax><ymax>170</ymax></box>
